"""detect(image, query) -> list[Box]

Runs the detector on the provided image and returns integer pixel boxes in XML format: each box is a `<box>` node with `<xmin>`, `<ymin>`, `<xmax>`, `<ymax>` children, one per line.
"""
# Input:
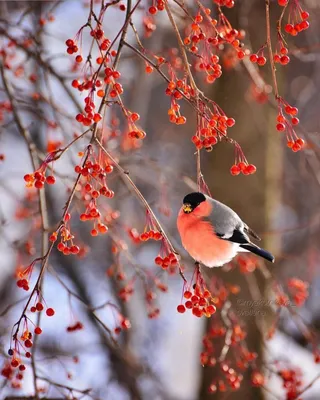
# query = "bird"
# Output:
<box><xmin>177</xmin><ymin>192</ymin><xmax>275</xmax><ymax>268</ymax></box>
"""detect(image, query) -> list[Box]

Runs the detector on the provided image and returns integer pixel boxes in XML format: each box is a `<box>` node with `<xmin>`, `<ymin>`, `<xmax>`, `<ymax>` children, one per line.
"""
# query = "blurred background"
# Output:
<box><xmin>0</xmin><ymin>0</ymin><xmax>320</xmax><ymax>399</ymax></box>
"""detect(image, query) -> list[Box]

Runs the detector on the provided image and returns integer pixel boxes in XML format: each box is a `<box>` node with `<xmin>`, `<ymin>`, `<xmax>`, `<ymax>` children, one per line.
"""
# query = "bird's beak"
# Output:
<box><xmin>183</xmin><ymin>203</ymin><xmax>192</xmax><ymax>213</ymax></box>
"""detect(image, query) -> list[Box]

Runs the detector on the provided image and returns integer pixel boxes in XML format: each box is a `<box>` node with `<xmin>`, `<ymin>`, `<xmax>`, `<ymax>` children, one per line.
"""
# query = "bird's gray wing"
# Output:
<box><xmin>205</xmin><ymin>196</ymin><xmax>274</xmax><ymax>262</ymax></box>
<box><xmin>205</xmin><ymin>196</ymin><xmax>247</xmax><ymax>239</ymax></box>
<box><xmin>205</xmin><ymin>196</ymin><xmax>260</xmax><ymax>245</ymax></box>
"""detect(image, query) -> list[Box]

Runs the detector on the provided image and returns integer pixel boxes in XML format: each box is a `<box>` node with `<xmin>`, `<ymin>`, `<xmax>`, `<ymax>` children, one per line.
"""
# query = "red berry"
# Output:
<box><xmin>280</xmin><ymin>55</ymin><xmax>290</xmax><ymax>65</ymax></box>
<box><xmin>46</xmin><ymin>308</ymin><xmax>55</xmax><ymax>317</ymax></box>
<box><xmin>249</xmin><ymin>54</ymin><xmax>258</xmax><ymax>63</ymax></box>
<box><xmin>36</xmin><ymin>302</ymin><xmax>44</xmax><ymax>311</ymax></box>
<box><xmin>300</xmin><ymin>20</ymin><xmax>309</xmax><ymax>30</ymax></box>
<box><xmin>24</xmin><ymin>174</ymin><xmax>33</xmax><ymax>182</ymax></box>
<box><xmin>177</xmin><ymin>305</ymin><xmax>186</xmax><ymax>313</ymax></box>
<box><xmin>57</xmin><ymin>242</ymin><xmax>65</xmax><ymax>252</ymax></box>
<box><xmin>226</xmin><ymin>118</ymin><xmax>235</xmax><ymax>127</ymax></box>
<box><xmin>284</xmin><ymin>24</ymin><xmax>293</xmax><ymax>34</ymax></box>
<box><xmin>76</xmin><ymin>114</ymin><xmax>84</xmax><ymax>122</ymax></box>
<box><xmin>46</xmin><ymin>175</ymin><xmax>56</xmax><ymax>185</ymax></box>
<box><xmin>66</xmin><ymin>39</ymin><xmax>74</xmax><ymax>47</ymax></box>
<box><xmin>70</xmin><ymin>245</ymin><xmax>80</xmax><ymax>254</ymax></box>
<box><xmin>274</xmin><ymin>54</ymin><xmax>281</xmax><ymax>63</ymax></box>
<box><xmin>276</xmin><ymin>123</ymin><xmax>286</xmax><ymax>132</ymax></box>
<box><xmin>230</xmin><ymin>165</ymin><xmax>241</xmax><ymax>176</ymax></box>
<box><xmin>34</xmin><ymin>180</ymin><xmax>44</xmax><ymax>189</ymax></box>
<box><xmin>206</xmin><ymin>305</ymin><xmax>217</xmax><ymax>315</ymax></box>
<box><xmin>149</xmin><ymin>6</ymin><xmax>157</xmax><ymax>14</ymax></box>
<box><xmin>246</xmin><ymin>164</ymin><xmax>257</xmax><ymax>174</ymax></box>
<box><xmin>296</xmin><ymin>138</ymin><xmax>305</xmax><ymax>147</ymax></box>
<box><xmin>237</xmin><ymin>50</ymin><xmax>245</xmax><ymax>59</ymax></box>
<box><xmin>93</xmin><ymin>113</ymin><xmax>102</xmax><ymax>122</ymax></box>
<box><xmin>155</xmin><ymin>256</ymin><xmax>163</xmax><ymax>265</ymax></box>
<box><xmin>34</xmin><ymin>327</ymin><xmax>42</xmax><ymax>335</ymax></box>
<box><xmin>257</xmin><ymin>56</ymin><xmax>266</xmax><ymax>66</ymax></box>
<box><xmin>24</xmin><ymin>339</ymin><xmax>32</xmax><ymax>348</ymax></box>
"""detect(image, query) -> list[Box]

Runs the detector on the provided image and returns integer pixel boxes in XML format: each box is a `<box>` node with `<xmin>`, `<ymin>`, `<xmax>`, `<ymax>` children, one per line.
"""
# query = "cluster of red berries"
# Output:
<box><xmin>287</xmin><ymin>278</ymin><xmax>309</xmax><ymax>306</ymax></box>
<box><xmin>75</xmin><ymin>159</ymin><xmax>113</xmax><ymax>183</ymax></box>
<box><xmin>140</xmin><ymin>230</ymin><xmax>162</xmax><ymax>241</ymax></box>
<box><xmin>191</xmin><ymin>113</ymin><xmax>235</xmax><ymax>151</ymax></box>
<box><xmin>208</xmin><ymin>365</ymin><xmax>244</xmax><ymax>393</ymax></box>
<box><xmin>183</xmin><ymin>10</ymin><xmax>246</xmax><ymax>81</ymax></box>
<box><xmin>75</xmin><ymin>155</ymin><xmax>115</xmax><ymax>235</ymax></box>
<box><xmin>276</xmin><ymin>101</ymin><xmax>305</xmax><ymax>152</ymax></box>
<box><xmin>6</xmin><ymin>338</ymin><xmax>35</xmax><ymax>387</ymax></box>
<box><xmin>230</xmin><ymin>162</ymin><xmax>256</xmax><ymax>176</ymax></box>
<box><xmin>148</xmin><ymin>0</ymin><xmax>165</xmax><ymax>15</ymax></box>
<box><xmin>23</xmin><ymin>151</ymin><xmax>58</xmax><ymax>189</ymax></box>
<box><xmin>2</xmin><ymin>356</ymin><xmax>25</xmax><ymax>387</ymax></box>
<box><xmin>279</xmin><ymin>368</ymin><xmax>303</xmax><ymax>400</ymax></box>
<box><xmin>66</xmin><ymin>321</ymin><xmax>83</xmax><ymax>332</ymax></box>
<box><xmin>230</xmin><ymin>143</ymin><xmax>257</xmax><ymax>175</ymax></box>
<box><xmin>127</xmin><ymin>124</ymin><xmax>147</xmax><ymax>140</ymax></box>
<box><xmin>114</xmin><ymin>317</ymin><xmax>131</xmax><ymax>334</ymax></box>
<box><xmin>249</xmin><ymin>51</ymin><xmax>266</xmax><ymax>66</ymax></box>
<box><xmin>82</xmin><ymin>218</ymin><xmax>108</xmax><ymax>237</ymax></box>
<box><xmin>168</xmin><ymin>103</ymin><xmax>187</xmax><ymax>125</ymax></box>
<box><xmin>118</xmin><ymin>284</ymin><xmax>134</xmax><ymax>302</ymax></box>
<box><xmin>16</xmin><ymin>260</ymin><xmax>39</xmax><ymax>291</ymax></box>
<box><xmin>273</xmin><ymin>46</ymin><xmax>290</xmax><ymax>65</ymax></box>
<box><xmin>52</xmin><ymin>222</ymin><xmax>80</xmax><ymax>255</ymax></box>
<box><xmin>1</xmin><ymin>361</ymin><xmax>15</xmax><ymax>380</ymax></box>
<box><xmin>57</xmin><ymin>241</ymin><xmax>80</xmax><ymax>255</ymax></box>
<box><xmin>103</xmin><ymin>67</ymin><xmax>122</xmax><ymax>91</ymax></box>
<box><xmin>284</xmin><ymin>10</ymin><xmax>310</xmax><ymax>36</ymax></box>
<box><xmin>213</xmin><ymin>0</ymin><xmax>235</xmax><ymax>7</ymax></box>
<box><xmin>24</xmin><ymin>170</ymin><xmax>56</xmax><ymax>189</ymax></box>
<box><xmin>75</xmin><ymin>97</ymin><xmax>102</xmax><ymax>126</ymax></box>
<box><xmin>177</xmin><ymin>287</ymin><xmax>217</xmax><ymax>318</ymax></box>
<box><xmin>197</xmin><ymin>53</ymin><xmax>223</xmax><ymax>84</ymax></box>
<box><xmin>30</xmin><ymin>302</ymin><xmax>55</xmax><ymax>317</ymax></box>
<box><xmin>165</xmin><ymin>79</ymin><xmax>193</xmax><ymax>126</ymax></box>
<box><xmin>155</xmin><ymin>252</ymin><xmax>178</xmax><ymax>270</ymax></box>
<box><xmin>215</xmin><ymin>20</ymin><xmax>246</xmax><ymax>59</ymax></box>
<box><xmin>65</xmin><ymin>38</ymin><xmax>78</xmax><ymax>55</ymax></box>
<box><xmin>203</xmin><ymin>343</ymin><xmax>258</xmax><ymax>388</ymax></box>
<box><xmin>16</xmin><ymin>278</ymin><xmax>29</xmax><ymax>291</ymax></box>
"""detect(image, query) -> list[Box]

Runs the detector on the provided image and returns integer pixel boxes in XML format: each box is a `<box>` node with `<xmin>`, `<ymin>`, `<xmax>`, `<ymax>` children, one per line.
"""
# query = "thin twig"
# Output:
<box><xmin>265</xmin><ymin>0</ymin><xmax>280</xmax><ymax>100</ymax></box>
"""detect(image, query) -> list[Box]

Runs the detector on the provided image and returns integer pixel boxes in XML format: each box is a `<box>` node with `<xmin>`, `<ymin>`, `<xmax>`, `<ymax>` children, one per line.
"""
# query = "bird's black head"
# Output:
<box><xmin>182</xmin><ymin>192</ymin><xmax>206</xmax><ymax>213</ymax></box>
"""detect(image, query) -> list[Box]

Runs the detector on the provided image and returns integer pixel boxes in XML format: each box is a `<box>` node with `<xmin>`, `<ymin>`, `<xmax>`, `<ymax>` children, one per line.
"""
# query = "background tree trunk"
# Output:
<box><xmin>197</xmin><ymin>2</ymin><xmax>282</xmax><ymax>399</ymax></box>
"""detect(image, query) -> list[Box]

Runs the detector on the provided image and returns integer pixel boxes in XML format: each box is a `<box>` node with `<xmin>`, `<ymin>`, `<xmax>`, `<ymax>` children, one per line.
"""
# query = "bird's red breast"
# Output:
<box><xmin>177</xmin><ymin>199</ymin><xmax>236</xmax><ymax>267</ymax></box>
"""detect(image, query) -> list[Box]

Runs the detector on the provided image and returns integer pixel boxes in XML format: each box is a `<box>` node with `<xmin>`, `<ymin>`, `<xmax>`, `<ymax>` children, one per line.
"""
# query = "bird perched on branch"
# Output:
<box><xmin>177</xmin><ymin>192</ymin><xmax>274</xmax><ymax>267</ymax></box>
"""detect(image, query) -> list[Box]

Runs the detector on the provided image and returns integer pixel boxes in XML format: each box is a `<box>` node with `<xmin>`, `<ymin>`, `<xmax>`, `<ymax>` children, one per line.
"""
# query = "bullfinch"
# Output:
<box><xmin>177</xmin><ymin>192</ymin><xmax>275</xmax><ymax>267</ymax></box>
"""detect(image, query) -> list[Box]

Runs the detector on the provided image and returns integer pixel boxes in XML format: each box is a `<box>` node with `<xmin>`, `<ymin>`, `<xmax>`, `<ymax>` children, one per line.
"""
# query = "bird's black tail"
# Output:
<box><xmin>240</xmin><ymin>243</ymin><xmax>275</xmax><ymax>263</ymax></box>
